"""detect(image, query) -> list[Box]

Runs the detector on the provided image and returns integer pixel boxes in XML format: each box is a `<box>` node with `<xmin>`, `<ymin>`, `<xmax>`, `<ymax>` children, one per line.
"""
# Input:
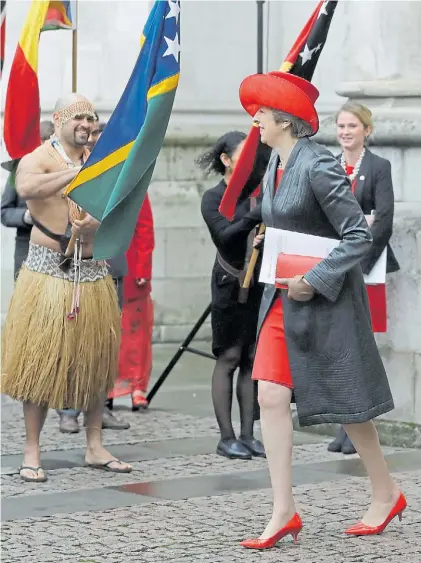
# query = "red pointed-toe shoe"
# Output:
<box><xmin>345</xmin><ymin>492</ymin><xmax>407</xmax><ymax>536</ymax></box>
<box><xmin>132</xmin><ymin>390</ymin><xmax>149</xmax><ymax>411</ymax></box>
<box><xmin>240</xmin><ymin>513</ymin><xmax>303</xmax><ymax>550</ymax></box>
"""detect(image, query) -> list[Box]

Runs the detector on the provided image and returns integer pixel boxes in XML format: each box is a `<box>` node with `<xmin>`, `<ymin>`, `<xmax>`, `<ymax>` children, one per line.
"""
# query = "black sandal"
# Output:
<box><xmin>86</xmin><ymin>459</ymin><xmax>132</xmax><ymax>473</ymax></box>
<box><xmin>19</xmin><ymin>465</ymin><xmax>48</xmax><ymax>483</ymax></box>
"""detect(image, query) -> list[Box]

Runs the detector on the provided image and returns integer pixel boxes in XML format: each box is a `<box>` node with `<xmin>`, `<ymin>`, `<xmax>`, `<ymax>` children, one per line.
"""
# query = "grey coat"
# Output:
<box><xmin>259</xmin><ymin>138</ymin><xmax>394</xmax><ymax>427</ymax></box>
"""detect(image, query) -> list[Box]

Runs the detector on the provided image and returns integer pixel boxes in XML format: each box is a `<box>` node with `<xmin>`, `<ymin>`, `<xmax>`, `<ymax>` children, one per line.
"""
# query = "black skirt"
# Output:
<box><xmin>210</xmin><ymin>260</ymin><xmax>264</xmax><ymax>357</ymax></box>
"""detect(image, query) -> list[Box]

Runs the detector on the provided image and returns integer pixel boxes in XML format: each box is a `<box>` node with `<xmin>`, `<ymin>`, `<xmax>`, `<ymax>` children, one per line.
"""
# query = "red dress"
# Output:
<box><xmin>252</xmin><ymin>169</ymin><xmax>293</xmax><ymax>388</ymax></box>
<box><xmin>346</xmin><ymin>164</ymin><xmax>387</xmax><ymax>333</ymax></box>
<box><xmin>109</xmin><ymin>195</ymin><xmax>155</xmax><ymax>398</ymax></box>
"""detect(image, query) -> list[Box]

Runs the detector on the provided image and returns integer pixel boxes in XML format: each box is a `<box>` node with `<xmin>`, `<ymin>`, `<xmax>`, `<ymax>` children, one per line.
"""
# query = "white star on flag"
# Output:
<box><xmin>299</xmin><ymin>42</ymin><xmax>323</xmax><ymax>64</ymax></box>
<box><xmin>166</xmin><ymin>0</ymin><xmax>180</xmax><ymax>23</ymax></box>
<box><xmin>318</xmin><ymin>1</ymin><xmax>329</xmax><ymax>18</ymax></box>
<box><xmin>299</xmin><ymin>44</ymin><xmax>315</xmax><ymax>64</ymax></box>
<box><xmin>163</xmin><ymin>32</ymin><xmax>180</xmax><ymax>63</ymax></box>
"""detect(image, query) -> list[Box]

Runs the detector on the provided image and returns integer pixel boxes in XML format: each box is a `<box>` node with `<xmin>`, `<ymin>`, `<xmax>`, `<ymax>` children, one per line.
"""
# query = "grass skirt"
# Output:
<box><xmin>1</xmin><ymin>258</ymin><xmax>121</xmax><ymax>410</ymax></box>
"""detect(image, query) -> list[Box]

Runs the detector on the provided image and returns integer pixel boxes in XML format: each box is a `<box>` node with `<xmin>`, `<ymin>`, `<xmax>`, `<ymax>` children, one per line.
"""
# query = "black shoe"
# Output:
<box><xmin>239</xmin><ymin>437</ymin><xmax>266</xmax><ymax>458</ymax></box>
<box><xmin>327</xmin><ymin>427</ymin><xmax>346</xmax><ymax>452</ymax></box>
<box><xmin>341</xmin><ymin>434</ymin><xmax>357</xmax><ymax>455</ymax></box>
<box><xmin>216</xmin><ymin>438</ymin><xmax>252</xmax><ymax>460</ymax></box>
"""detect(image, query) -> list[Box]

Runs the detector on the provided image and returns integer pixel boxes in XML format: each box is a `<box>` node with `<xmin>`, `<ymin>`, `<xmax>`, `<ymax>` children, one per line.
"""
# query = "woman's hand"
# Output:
<box><xmin>253</xmin><ymin>233</ymin><xmax>265</xmax><ymax>249</ymax></box>
<box><xmin>135</xmin><ymin>278</ymin><xmax>148</xmax><ymax>287</ymax></box>
<box><xmin>275</xmin><ymin>275</ymin><xmax>315</xmax><ymax>302</ymax></box>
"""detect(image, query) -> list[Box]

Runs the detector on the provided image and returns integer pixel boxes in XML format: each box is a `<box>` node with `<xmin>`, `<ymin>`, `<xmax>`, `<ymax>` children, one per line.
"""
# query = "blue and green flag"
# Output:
<box><xmin>65</xmin><ymin>0</ymin><xmax>180</xmax><ymax>260</ymax></box>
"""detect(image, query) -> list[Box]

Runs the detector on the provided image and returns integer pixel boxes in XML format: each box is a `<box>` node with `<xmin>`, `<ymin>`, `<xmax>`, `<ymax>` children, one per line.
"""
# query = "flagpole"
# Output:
<box><xmin>257</xmin><ymin>1</ymin><xmax>265</xmax><ymax>74</ymax></box>
<box><xmin>239</xmin><ymin>1</ymin><xmax>266</xmax><ymax>293</ymax></box>
<box><xmin>72</xmin><ymin>0</ymin><xmax>78</xmax><ymax>92</ymax></box>
<box><xmin>65</xmin><ymin>0</ymin><xmax>80</xmax><ymax>256</ymax></box>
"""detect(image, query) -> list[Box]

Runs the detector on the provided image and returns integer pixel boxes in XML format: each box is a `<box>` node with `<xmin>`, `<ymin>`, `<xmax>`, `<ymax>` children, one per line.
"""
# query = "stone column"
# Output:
<box><xmin>337</xmin><ymin>0</ymin><xmax>421</xmax><ymax>154</ymax></box>
<box><xmin>322</xmin><ymin>1</ymin><xmax>421</xmax><ymax>436</ymax></box>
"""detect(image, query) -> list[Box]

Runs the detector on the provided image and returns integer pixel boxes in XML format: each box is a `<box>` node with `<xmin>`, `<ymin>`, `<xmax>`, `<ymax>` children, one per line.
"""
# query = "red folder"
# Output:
<box><xmin>275</xmin><ymin>253</ymin><xmax>321</xmax><ymax>289</ymax></box>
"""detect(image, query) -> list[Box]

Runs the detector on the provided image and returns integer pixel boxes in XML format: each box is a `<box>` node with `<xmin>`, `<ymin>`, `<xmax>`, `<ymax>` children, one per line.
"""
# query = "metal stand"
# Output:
<box><xmin>146</xmin><ymin>304</ymin><xmax>215</xmax><ymax>404</ymax></box>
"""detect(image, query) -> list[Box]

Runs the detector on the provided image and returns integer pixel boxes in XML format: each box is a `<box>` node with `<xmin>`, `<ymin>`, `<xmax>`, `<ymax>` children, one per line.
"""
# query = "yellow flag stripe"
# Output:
<box><xmin>64</xmin><ymin>141</ymin><xmax>135</xmax><ymax>194</ymax></box>
<box><xmin>65</xmin><ymin>72</ymin><xmax>179</xmax><ymax>194</ymax></box>
<box><xmin>147</xmin><ymin>73</ymin><xmax>179</xmax><ymax>100</ymax></box>
<box><xmin>279</xmin><ymin>61</ymin><xmax>293</xmax><ymax>72</ymax></box>
<box><xmin>20</xmin><ymin>0</ymin><xmax>50</xmax><ymax>72</ymax></box>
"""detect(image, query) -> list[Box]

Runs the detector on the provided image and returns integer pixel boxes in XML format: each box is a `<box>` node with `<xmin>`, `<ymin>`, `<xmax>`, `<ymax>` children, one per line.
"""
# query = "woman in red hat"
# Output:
<box><xmin>236</xmin><ymin>71</ymin><xmax>406</xmax><ymax>549</ymax></box>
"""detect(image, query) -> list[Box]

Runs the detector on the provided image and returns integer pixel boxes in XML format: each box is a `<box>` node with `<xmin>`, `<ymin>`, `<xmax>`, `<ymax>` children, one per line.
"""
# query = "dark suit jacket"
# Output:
<box><xmin>336</xmin><ymin>149</ymin><xmax>399</xmax><ymax>274</ymax></box>
<box><xmin>1</xmin><ymin>176</ymin><xmax>32</xmax><ymax>275</ymax></box>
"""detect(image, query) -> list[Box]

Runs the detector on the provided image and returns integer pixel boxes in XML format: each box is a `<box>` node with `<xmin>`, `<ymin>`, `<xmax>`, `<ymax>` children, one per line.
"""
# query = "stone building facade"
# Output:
<box><xmin>1</xmin><ymin>1</ymin><xmax>420</xmax><ymax>433</ymax></box>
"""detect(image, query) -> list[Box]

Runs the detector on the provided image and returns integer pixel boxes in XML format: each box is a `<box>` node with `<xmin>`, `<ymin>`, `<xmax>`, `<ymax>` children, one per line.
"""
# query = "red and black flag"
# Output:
<box><xmin>219</xmin><ymin>0</ymin><xmax>338</xmax><ymax>220</ymax></box>
<box><xmin>281</xmin><ymin>0</ymin><xmax>338</xmax><ymax>80</ymax></box>
<box><xmin>1</xmin><ymin>1</ymin><xmax>6</xmax><ymax>78</ymax></box>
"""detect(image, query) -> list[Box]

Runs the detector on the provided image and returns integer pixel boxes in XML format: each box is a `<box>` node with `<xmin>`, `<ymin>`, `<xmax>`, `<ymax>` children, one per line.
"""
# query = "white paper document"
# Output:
<box><xmin>363</xmin><ymin>247</ymin><xmax>387</xmax><ymax>285</ymax></box>
<box><xmin>259</xmin><ymin>226</ymin><xmax>386</xmax><ymax>286</ymax></box>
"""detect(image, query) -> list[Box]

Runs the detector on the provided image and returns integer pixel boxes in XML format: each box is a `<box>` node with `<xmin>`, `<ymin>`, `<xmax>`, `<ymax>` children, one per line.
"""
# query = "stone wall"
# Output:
<box><xmin>1</xmin><ymin>1</ymin><xmax>420</xmax><ymax>434</ymax></box>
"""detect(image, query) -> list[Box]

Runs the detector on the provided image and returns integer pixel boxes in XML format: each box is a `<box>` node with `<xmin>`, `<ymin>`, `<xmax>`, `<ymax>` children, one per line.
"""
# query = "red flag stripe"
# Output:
<box><xmin>4</xmin><ymin>44</ymin><xmax>41</xmax><ymax>159</ymax></box>
<box><xmin>281</xmin><ymin>1</ymin><xmax>322</xmax><ymax>68</ymax></box>
<box><xmin>218</xmin><ymin>124</ymin><xmax>261</xmax><ymax>221</ymax></box>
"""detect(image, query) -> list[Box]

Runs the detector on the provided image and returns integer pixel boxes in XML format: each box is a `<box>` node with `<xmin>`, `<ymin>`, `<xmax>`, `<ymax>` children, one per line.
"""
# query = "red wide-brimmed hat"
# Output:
<box><xmin>239</xmin><ymin>71</ymin><xmax>320</xmax><ymax>135</ymax></box>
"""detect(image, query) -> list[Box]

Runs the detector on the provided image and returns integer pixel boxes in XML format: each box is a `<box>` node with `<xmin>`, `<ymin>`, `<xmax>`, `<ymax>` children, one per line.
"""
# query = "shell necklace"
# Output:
<box><xmin>341</xmin><ymin>148</ymin><xmax>365</xmax><ymax>182</ymax></box>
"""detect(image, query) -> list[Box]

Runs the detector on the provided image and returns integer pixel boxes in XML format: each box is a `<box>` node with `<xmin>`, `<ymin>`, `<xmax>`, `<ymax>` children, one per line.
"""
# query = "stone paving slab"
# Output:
<box><xmin>1</xmin><ymin>402</ymin><xmax>221</xmax><ymax>456</ymax></box>
<box><xmin>2</xmin><ymin>471</ymin><xmax>420</xmax><ymax>563</ymax></box>
<box><xmin>1</xmin><ymin>443</ymin><xmax>408</xmax><ymax>499</ymax></box>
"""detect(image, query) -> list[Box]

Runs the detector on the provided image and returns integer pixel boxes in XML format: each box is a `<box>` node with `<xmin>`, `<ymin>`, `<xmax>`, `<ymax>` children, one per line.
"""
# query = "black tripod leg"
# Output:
<box><xmin>146</xmin><ymin>303</ymin><xmax>212</xmax><ymax>405</ymax></box>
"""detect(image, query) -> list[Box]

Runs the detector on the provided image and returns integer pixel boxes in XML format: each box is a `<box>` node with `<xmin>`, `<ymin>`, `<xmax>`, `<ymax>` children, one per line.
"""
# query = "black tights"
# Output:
<box><xmin>211</xmin><ymin>344</ymin><xmax>256</xmax><ymax>441</ymax></box>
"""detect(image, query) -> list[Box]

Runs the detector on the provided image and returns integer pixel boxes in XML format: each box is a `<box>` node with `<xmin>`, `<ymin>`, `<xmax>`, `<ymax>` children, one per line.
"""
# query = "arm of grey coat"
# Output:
<box><xmin>360</xmin><ymin>159</ymin><xmax>394</xmax><ymax>274</ymax></box>
<box><xmin>1</xmin><ymin>177</ymin><xmax>27</xmax><ymax>228</ymax></box>
<box><xmin>303</xmin><ymin>153</ymin><xmax>373</xmax><ymax>302</ymax></box>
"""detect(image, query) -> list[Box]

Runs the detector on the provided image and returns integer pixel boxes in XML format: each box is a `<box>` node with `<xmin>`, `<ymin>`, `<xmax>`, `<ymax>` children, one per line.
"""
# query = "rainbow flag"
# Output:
<box><xmin>3</xmin><ymin>0</ymin><xmax>74</xmax><ymax>160</ymax></box>
<box><xmin>65</xmin><ymin>0</ymin><xmax>180</xmax><ymax>260</ymax></box>
<box><xmin>43</xmin><ymin>1</ymin><xmax>74</xmax><ymax>31</ymax></box>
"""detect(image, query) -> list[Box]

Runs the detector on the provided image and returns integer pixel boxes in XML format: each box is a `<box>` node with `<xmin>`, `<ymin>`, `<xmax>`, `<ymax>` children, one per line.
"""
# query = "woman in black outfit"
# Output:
<box><xmin>199</xmin><ymin>131</ymin><xmax>271</xmax><ymax>460</ymax></box>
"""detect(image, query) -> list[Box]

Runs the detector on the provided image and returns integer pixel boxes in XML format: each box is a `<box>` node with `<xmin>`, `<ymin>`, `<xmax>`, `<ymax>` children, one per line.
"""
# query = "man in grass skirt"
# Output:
<box><xmin>1</xmin><ymin>93</ymin><xmax>132</xmax><ymax>482</ymax></box>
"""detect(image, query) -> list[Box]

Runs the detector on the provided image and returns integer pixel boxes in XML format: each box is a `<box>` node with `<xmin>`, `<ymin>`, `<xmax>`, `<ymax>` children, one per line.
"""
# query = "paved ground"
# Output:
<box><xmin>2</xmin><ymin>343</ymin><xmax>421</xmax><ymax>563</ymax></box>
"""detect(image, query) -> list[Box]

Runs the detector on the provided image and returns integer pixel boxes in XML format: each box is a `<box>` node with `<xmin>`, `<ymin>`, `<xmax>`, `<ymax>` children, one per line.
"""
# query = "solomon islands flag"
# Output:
<box><xmin>65</xmin><ymin>0</ymin><xmax>180</xmax><ymax>260</ymax></box>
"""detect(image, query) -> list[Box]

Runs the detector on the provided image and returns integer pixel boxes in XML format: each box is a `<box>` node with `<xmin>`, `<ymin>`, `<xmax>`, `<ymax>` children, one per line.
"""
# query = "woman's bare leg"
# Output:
<box><xmin>344</xmin><ymin>421</ymin><xmax>400</xmax><ymax>526</ymax></box>
<box><xmin>258</xmin><ymin>381</ymin><xmax>296</xmax><ymax>538</ymax></box>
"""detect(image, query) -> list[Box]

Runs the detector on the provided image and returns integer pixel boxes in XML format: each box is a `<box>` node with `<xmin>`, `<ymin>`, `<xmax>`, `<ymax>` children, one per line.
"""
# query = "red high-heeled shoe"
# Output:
<box><xmin>345</xmin><ymin>492</ymin><xmax>407</xmax><ymax>536</ymax></box>
<box><xmin>132</xmin><ymin>390</ymin><xmax>148</xmax><ymax>411</ymax></box>
<box><xmin>240</xmin><ymin>513</ymin><xmax>303</xmax><ymax>549</ymax></box>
